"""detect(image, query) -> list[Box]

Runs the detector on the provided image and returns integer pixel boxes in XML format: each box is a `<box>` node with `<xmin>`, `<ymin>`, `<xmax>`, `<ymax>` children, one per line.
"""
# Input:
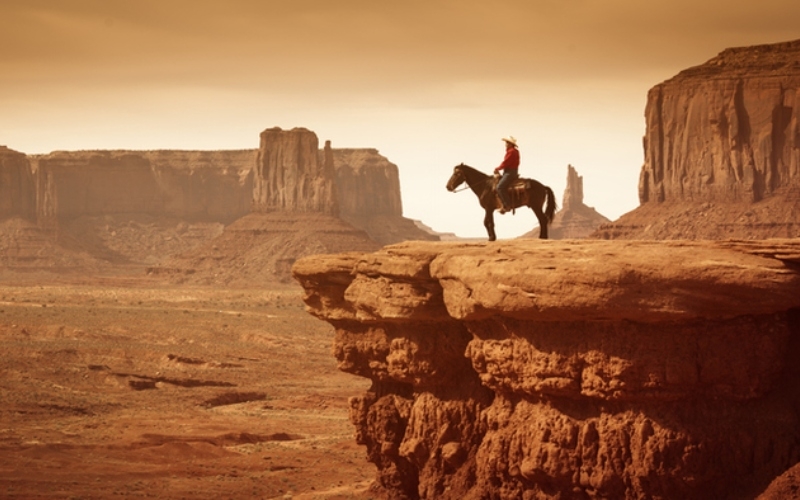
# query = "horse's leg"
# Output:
<box><xmin>532</xmin><ymin>204</ymin><xmax>548</xmax><ymax>239</ymax></box>
<box><xmin>484</xmin><ymin>209</ymin><xmax>496</xmax><ymax>241</ymax></box>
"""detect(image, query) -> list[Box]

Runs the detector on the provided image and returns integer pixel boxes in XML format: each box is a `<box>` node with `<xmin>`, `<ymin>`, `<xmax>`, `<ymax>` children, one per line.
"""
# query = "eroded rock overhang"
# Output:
<box><xmin>296</xmin><ymin>239</ymin><xmax>800</xmax><ymax>322</ymax></box>
<box><xmin>292</xmin><ymin>239</ymin><xmax>800</xmax><ymax>499</ymax></box>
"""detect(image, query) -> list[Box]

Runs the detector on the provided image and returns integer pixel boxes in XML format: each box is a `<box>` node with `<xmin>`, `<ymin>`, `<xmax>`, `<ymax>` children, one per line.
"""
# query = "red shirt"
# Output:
<box><xmin>494</xmin><ymin>147</ymin><xmax>520</xmax><ymax>173</ymax></box>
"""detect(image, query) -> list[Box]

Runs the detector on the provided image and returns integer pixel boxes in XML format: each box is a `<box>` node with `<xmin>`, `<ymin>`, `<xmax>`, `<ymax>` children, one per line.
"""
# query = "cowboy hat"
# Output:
<box><xmin>501</xmin><ymin>136</ymin><xmax>518</xmax><ymax>147</ymax></box>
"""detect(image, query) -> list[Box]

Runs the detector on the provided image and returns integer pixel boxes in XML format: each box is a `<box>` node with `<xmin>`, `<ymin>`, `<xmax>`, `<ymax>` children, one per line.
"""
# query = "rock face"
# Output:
<box><xmin>525</xmin><ymin>165</ymin><xmax>609</xmax><ymax>239</ymax></box>
<box><xmin>334</xmin><ymin>147</ymin><xmax>402</xmax><ymax>218</ymax></box>
<box><xmin>595</xmin><ymin>39</ymin><xmax>800</xmax><ymax>240</ymax></box>
<box><xmin>32</xmin><ymin>149</ymin><xmax>255</xmax><ymax>227</ymax></box>
<box><xmin>0</xmin><ymin>146</ymin><xmax>35</xmax><ymax>221</ymax></box>
<box><xmin>252</xmin><ymin>127</ymin><xmax>338</xmax><ymax>215</ymax></box>
<box><xmin>250</xmin><ymin>127</ymin><xmax>434</xmax><ymax>245</ymax></box>
<box><xmin>640</xmin><ymin>40</ymin><xmax>800</xmax><ymax>205</ymax></box>
<box><xmin>293</xmin><ymin>239</ymin><xmax>800</xmax><ymax>499</ymax></box>
<box><xmin>334</xmin><ymin>147</ymin><xmax>438</xmax><ymax>245</ymax></box>
<box><xmin>2</xmin><ymin>148</ymin><xmax>244</xmax><ymax>269</ymax></box>
<box><xmin>1</xmin><ymin>127</ymin><xmax>437</xmax><ymax>277</ymax></box>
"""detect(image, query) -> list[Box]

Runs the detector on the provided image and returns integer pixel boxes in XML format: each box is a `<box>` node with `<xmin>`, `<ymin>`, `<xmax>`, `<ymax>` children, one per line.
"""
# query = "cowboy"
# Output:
<box><xmin>494</xmin><ymin>136</ymin><xmax>520</xmax><ymax>214</ymax></box>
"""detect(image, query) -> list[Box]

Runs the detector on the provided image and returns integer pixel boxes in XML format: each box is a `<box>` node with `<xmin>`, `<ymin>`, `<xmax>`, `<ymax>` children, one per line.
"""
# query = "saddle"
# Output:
<box><xmin>494</xmin><ymin>178</ymin><xmax>531</xmax><ymax>211</ymax></box>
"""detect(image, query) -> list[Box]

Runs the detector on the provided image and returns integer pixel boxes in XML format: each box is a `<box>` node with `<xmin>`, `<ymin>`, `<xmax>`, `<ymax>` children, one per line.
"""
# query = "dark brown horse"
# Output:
<box><xmin>446</xmin><ymin>163</ymin><xmax>557</xmax><ymax>241</ymax></box>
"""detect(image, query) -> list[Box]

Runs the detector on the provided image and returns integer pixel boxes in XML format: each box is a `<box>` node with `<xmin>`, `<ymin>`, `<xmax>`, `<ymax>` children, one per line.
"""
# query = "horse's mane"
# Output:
<box><xmin>458</xmin><ymin>163</ymin><xmax>486</xmax><ymax>175</ymax></box>
<box><xmin>457</xmin><ymin>163</ymin><xmax>490</xmax><ymax>179</ymax></box>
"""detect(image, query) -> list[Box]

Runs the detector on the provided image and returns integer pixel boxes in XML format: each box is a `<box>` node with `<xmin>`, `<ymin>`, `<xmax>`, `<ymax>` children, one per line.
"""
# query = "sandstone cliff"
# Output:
<box><xmin>293</xmin><ymin>239</ymin><xmax>800</xmax><ymax>499</ymax></box>
<box><xmin>524</xmin><ymin>165</ymin><xmax>609</xmax><ymax>239</ymax></box>
<box><xmin>252</xmin><ymin>127</ymin><xmax>338</xmax><ymax>215</ymax></box>
<box><xmin>334</xmin><ymin>146</ymin><xmax>438</xmax><ymax>245</ymax></box>
<box><xmin>31</xmin><ymin>149</ymin><xmax>255</xmax><ymax>227</ymax></box>
<box><xmin>0</xmin><ymin>146</ymin><xmax>35</xmax><ymax>221</ymax></box>
<box><xmin>334</xmin><ymin>147</ymin><xmax>402</xmax><ymax>218</ymax></box>
<box><xmin>146</xmin><ymin>129</ymin><xmax>435</xmax><ymax>284</ymax></box>
<box><xmin>595</xmin><ymin>39</ymin><xmax>800</xmax><ymax>240</ymax></box>
<box><xmin>1</xmin><ymin>127</ymin><xmax>437</xmax><ymax>276</ymax></box>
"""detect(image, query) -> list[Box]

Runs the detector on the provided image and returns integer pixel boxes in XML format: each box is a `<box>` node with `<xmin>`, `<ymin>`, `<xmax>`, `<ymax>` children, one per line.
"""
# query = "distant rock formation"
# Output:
<box><xmin>334</xmin><ymin>147</ymin><xmax>402</xmax><ymax>218</ymax></box>
<box><xmin>595</xmin><ymin>38</ymin><xmax>800</xmax><ymax>240</ymax></box>
<box><xmin>252</xmin><ymin>127</ymin><xmax>338</xmax><ymax>215</ymax></box>
<box><xmin>0</xmin><ymin>127</ymin><xmax>437</xmax><ymax>278</ymax></box>
<box><xmin>159</xmin><ymin>129</ymin><xmax>434</xmax><ymax>283</ymax></box>
<box><xmin>0</xmin><ymin>146</ymin><xmax>35</xmax><ymax>221</ymax></box>
<box><xmin>293</xmin><ymin>239</ymin><xmax>800</xmax><ymax>499</ymax></box>
<box><xmin>334</xmin><ymin>146</ymin><xmax>437</xmax><ymax>245</ymax></box>
<box><xmin>524</xmin><ymin>165</ymin><xmax>609</xmax><ymax>239</ymax></box>
<box><xmin>31</xmin><ymin>149</ymin><xmax>255</xmax><ymax>227</ymax></box>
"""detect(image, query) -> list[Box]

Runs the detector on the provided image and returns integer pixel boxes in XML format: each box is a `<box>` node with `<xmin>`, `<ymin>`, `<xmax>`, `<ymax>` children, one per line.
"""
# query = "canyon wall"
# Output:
<box><xmin>1</xmin><ymin>127</ymin><xmax>436</xmax><ymax>274</ymax></box>
<box><xmin>31</xmin><ymin>149</ymin><xmax>255</xmax><ymax>226</ymax></box>
<box><xmin>293</xmin><ymin>239</ymin><xmax>800</xmax><ymax>499</ymax></box>
<box><xmin>16</xmin><ymin>140</ymin><xmax>411</xmax><ymax>228</ymax></box>
<box><xmin>334</xmin><ymin>148</ymin><xmax>403</xmax><ymax>218</ymax></box>
<box><xmin>639</xmin><ymin>40</ymin><xmax>800</xmax><ymax>205</ymax></box>
<box><xmin>334</xmin><ymin>147</ymin><xmax>436</xmax><ymax>245</ymax></box>
<box><xmin>0</xmin><ymin>146</ymin><xmax>35</xmax><ymax>221</ymax></box>
<box><xmin>595</xmin><ymin>39</ymin><xmax>800</xmax><ymax>240</ymax></box>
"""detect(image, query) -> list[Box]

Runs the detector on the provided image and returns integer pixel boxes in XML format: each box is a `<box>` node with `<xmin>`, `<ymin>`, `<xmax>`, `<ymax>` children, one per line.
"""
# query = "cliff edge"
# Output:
<box><xmin>293</xmin><ymin>239</ymin><xmax>800</xmax><ymax>499</ymax></box>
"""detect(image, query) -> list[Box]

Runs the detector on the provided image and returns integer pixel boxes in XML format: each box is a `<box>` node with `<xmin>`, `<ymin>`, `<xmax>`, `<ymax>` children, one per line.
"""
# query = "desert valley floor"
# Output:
<box><xmin>0</xmin><ymin>272</ymin><xmax>375</xmax><ymax>499</ymax></box>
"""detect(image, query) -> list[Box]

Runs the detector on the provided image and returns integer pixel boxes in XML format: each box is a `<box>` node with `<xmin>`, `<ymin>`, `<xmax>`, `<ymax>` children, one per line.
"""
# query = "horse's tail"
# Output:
<box><xmin>544</xmin><ymin>186</ymin><xmax>557</xmax><ymax>223</ymax></box>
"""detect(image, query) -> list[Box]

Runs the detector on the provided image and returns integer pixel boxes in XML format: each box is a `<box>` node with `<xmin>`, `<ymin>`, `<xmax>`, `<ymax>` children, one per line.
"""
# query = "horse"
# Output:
<box><xmin>445</xmin><ymin>163</ymin><xmax>557</xmax><ymax>241</ymax></box>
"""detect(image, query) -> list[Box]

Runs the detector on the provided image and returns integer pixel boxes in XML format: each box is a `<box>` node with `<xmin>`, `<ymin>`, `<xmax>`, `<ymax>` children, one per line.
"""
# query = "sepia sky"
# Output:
<box><xmin>2</xmin><ymin>0</ymin><xmax>800</xmax><ymax>237</ymax></box>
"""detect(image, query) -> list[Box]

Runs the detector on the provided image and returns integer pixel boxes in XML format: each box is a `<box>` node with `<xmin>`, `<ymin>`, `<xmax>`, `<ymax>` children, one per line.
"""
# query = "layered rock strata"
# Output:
<box><xmin>293</xmin><ymin>239</ymin><xmax>800</xmax><ymax>499</ymax></box>
<box><xmin>597</xmin><ymin>39</ymin><xmax>800</xmax><ymax>240</ymax></box>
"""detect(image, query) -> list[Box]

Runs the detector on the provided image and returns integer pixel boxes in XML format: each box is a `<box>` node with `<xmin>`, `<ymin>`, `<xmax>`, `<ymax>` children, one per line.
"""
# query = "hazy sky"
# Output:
<box><xmin>3</xmin><ymin>0</ymin><xmax>800</xmax><ymax>237</ymax></box>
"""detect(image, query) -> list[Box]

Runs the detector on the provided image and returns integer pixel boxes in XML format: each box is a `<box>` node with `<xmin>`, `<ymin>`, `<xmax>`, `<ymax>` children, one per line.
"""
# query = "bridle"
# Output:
<box><xmin>449</xmin><ymin>167</ymin><xmax>483</xmax><ymax>193</ymax></box>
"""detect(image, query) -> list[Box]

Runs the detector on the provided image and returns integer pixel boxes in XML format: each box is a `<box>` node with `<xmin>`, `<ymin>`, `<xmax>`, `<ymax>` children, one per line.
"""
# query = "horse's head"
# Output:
<box><xmin>446</xmin><ymin>164</ymin><xmax>466</xmax><ymax>192</ymax></box>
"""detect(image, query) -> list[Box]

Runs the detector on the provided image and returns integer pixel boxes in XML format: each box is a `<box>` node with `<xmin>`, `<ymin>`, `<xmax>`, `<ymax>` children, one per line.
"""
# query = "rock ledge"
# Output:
<box><xmin>294</xmin><ymin>239</ymin><xmax>800</xmax><ymax>499</ymax></box>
